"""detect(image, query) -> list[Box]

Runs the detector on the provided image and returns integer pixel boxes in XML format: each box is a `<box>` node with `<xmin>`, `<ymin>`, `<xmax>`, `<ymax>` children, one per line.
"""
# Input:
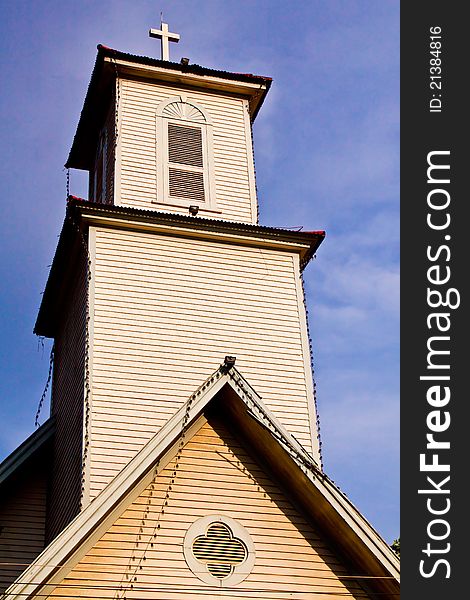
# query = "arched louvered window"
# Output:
<box><xmin>156</xmin><ymin>96</ymin><xmax>216</xmax><ymax>210</ymax></box>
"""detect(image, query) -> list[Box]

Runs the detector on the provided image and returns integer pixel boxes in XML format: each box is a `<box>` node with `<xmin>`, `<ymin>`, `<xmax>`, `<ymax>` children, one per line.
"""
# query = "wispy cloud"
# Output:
<box><xmin>316</xmin><ymin>257</ymin><xmax>399</xmax><ymax>313</ymax></box>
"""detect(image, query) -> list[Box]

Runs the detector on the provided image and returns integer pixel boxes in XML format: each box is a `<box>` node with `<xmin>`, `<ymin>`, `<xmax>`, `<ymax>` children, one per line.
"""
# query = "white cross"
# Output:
<box><xmin>149</xmin><ymin>22</ymin><xmax>180</xmax><ymax>61</ymax></box>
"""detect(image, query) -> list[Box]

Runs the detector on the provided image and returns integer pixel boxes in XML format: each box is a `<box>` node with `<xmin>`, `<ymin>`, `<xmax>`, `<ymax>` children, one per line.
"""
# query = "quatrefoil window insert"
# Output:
<box><xmin>192</xmin><ymin>522</ymin><xmax>247</xmax><ymax>578</ymax></box>
<box><xmin>183</xmin><ymin>515</ymin><xmax>255</xmax><ymax>586</ymax></box>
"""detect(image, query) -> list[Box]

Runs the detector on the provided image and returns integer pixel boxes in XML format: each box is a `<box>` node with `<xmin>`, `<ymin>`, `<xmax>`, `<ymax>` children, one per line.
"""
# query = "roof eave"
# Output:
<box><xmin>0</xmin><ymin>418</ymin><xmax>55</xmax><ymax>486</ymax></box>
<box><xmin>218</xmin><ymin>375</ymin><xmax>401</xmax><ymax>592</ymax></box>
<box><xmin>103</xmin><ymin>55</ymin><xmax>271</xmax><ymax>118</ymax></box>
<box><xmin>34</xmin><ymin>199</ymin><xmax>325</xmax><ymax>338</ymax></box>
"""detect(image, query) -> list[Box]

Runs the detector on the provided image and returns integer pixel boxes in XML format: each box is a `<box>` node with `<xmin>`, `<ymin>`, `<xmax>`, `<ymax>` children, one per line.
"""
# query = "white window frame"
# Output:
<box><xmin>155</xmin><ymin>96</ymin><xmax>217</xmax><ymax>211</ymax></box>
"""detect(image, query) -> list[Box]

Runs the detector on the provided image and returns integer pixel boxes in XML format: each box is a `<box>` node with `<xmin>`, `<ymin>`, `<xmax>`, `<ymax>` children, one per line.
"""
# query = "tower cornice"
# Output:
<box><xmin>34</xmin><ymin>198</ymin><xmax>325</xmax><ymax>338</ymax></box>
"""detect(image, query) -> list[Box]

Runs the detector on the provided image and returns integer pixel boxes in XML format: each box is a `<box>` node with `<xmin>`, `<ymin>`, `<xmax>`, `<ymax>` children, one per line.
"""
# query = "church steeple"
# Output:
<box><xmin>37</xmin><ymin>34</ymin><xmax>324</xmax><ymax>536</ymax></box>
<box><xmin>0</xmin><ymin>22</ymin><xmax>402</xmax><ymax>600</ymax></box>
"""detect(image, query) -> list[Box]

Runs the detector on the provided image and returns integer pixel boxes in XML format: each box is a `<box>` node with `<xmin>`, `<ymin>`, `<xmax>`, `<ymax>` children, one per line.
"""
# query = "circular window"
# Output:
<box><xmin>183</xmin><ymin>515</ymin><xmax>255</xmax><ymax>586</ymax></box>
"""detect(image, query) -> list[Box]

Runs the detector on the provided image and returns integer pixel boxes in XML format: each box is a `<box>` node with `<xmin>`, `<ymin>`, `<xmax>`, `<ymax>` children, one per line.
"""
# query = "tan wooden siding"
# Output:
<box><xmin>0</xmin><ymin>461</ymin><xmax>47</xmax><ymax>594</ymax></box>
<box><xmin>88</xmin><ymin>226</ymin><xmax>315</xmax><ymax>497</ymax></box>
<box><xmin>117</xmin><ymin>78</ymin><xmax>256</xmax><ymax>223</ymax></box>
<box><xmin>46</xmin><ymin>253</ymin><xmax>87</xmax><ymax>542</ymax></box>
<box><xmin>52</xmin><ymin>419</ymin><xmax>370</xmax><ymax>599</ymax></box>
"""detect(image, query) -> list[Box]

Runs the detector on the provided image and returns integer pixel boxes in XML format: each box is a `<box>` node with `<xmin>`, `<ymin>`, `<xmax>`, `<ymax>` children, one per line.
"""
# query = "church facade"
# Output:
<box><xmin>0</xmin><ymin>27</ymin><xmax>399</xmax><ymax>599</ymax></box>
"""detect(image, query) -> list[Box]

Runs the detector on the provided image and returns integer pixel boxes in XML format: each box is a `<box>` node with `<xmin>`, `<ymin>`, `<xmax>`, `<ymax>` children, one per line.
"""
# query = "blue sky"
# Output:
<box><xmin>0</xmin><ymin>1</ymin><xmax>399</xmax><ymax>543</ymax></box>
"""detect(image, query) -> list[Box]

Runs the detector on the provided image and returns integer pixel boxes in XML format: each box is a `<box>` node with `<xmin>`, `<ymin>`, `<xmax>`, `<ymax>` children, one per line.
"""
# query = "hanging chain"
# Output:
<box><xmin>108</xmin><ymin>355</ymin><xmax>322</xmax><ymax>599</ymax></box>
<box><xmin>300</xmin><ymin>271</ymin><xmax>324</xmax><ymax>470</ymax></box>
<box><xmin>247</xmin><ymin>86</ymin><xmax>265</xmax><ymax>225</ymax></box>
<box><xmin>66</xmin><ymin>168</ymin><xmax>70</xmax><ymax>199</ymax></box>
<box><xmin>34</xmin><ymin>161</ymin><xmax>68</xmax><ymax>429</ymax></box>
<box><xmin>248</xmin><ymin>103</ymin><xmax>261</xmax><ymax>225</ymax></box>
<box><xmin>34</xmin><ymin>343</ymin><xmax>55</xmax><ymax>428</ymax></box>
<box><xmin>113</xmin><ymin>58</ymin><xmax>121</xmax><ymax>146</ymax></box>
<box><xmin>110</xmin><ymin>56</ymin><xmax>121</xmax><ymax>205</ymax></box>
<box><xmin>116</xmin><ymin>394</ymin><xmax>194</xmax><ymax>599</ymax></box>
<box><xmin>65</xmin><ymin>210</ymin><xmax>93</xmax><ymax>508</ymax></box>
<box><xmin>226</xmin><ymin>366</ymin><xmax>322</xmax><ymax>476</ymax></box>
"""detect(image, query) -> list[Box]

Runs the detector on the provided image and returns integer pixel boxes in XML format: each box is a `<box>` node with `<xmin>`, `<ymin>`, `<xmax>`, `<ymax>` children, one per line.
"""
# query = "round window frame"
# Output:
<box><xmin>183</xmin><ymin>515</ymin><xmax>255</xmax><ymax>587</ymax></box>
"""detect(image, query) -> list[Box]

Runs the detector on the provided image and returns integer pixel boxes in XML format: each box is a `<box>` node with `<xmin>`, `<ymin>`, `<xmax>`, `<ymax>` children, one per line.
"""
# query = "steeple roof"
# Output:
<box><xmin>66</xmin><ymin>44</ymin><xmax>272</xmax><ymax>170</ymax></box>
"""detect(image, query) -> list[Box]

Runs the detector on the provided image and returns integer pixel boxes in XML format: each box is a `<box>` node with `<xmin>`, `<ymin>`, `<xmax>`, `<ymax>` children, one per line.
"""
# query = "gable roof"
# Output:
<box><xmin>4</xmin><ymin>362</ymin><xmax>399</xmax><ymax>599</ymax></box>
<box><xmin>0</xmin><ymin>419</ymin><xmax>54</xmax><ymax>487</ymax></box>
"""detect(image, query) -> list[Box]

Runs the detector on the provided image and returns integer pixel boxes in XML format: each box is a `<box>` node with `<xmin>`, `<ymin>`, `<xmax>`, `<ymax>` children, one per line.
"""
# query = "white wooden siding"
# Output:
<box><xmin>89</xmin><ymin>101</ymin><xmax>115</xmax><ymax>205</ymax></box>
<box><xmin>53</xmin><ymin>420</ymin><xmax>370</xmax><ymax>600</ymax></box>
<box><xmin>88</xmin><ymin>226</ymin><xmax>315</xmax><ymax>498</ymax></box>
<box><xmin>47</xmin><ymin>254</ymin><xmax>87</xmax><ymax>540</ymax></box>
<box><xmin>104</xmin><ymin>100</ymin><xmax>115</xmax><ymax>205</ymax></box>
<box><xmin>116</xmin><ymin>78</ymin><xmax>257</xmax><ymax>222</ymax></box>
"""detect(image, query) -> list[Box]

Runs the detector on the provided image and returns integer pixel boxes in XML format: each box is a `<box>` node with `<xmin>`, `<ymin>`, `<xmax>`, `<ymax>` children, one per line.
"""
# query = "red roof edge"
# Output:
<box><xmin>95</xmin><ymin>44</ymin><xmax>273</xmax><ymax>84</ymax></box>
<box><xmin>67</xmin><ymin>194</ymin><xmax>87</xmax><ymax>203</ymax></box>
<box><xmin>235</xmin><ymin>72</ymin><xmax>273</xmax><ymax>82</ymax></box>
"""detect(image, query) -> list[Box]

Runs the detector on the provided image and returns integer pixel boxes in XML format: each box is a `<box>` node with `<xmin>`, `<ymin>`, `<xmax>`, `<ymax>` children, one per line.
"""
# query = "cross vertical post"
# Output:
<box><xmin>149</xmin><ymin>22</ymin><xmax>180</xmax><ymax>61</ymax></box>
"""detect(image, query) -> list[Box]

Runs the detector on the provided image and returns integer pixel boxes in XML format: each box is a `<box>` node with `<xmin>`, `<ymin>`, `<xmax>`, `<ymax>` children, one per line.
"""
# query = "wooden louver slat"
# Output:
<box><xmin>168</xmin><ymin>123</ymin><xmax>203</xmax><ymax>167</ymax></box>
<box><xmin>192</xmin><ymin>522</ymin><xmax>247</xmax><ymax>579</ymax></box>
<box><xmin>169</xmin><ymin>168</ymin><xmax>205</xmax><ymax>202</ymax></box>
<box><xmin>167</xmin><ymin>122</ymin><xmax>205</xmax><ymax>203</ymax></box>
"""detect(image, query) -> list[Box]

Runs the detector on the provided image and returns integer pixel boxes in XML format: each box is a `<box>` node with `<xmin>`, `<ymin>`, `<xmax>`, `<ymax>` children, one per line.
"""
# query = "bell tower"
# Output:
<box><xmin>35</xmin><ymin>25</ymin><xmax>325</xmax><ymax>539</ymax></box>
<box><xmin>67</xmin><ymin>27</ymin><xmax>269</xmax><ymax>224</ymax></box>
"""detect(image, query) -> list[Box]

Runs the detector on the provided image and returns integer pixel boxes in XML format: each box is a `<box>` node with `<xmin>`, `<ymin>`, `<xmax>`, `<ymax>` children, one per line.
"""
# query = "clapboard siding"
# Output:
<box><xmin>53</xmin><ymin>420</ymin><xmax>370</xmax><ymax>600</ymax></box>
<box><xmin>88</xmin><ymin>100</ymin><xmax>115</xmax><ymax>204</ymax></box>
<box><xmin>87</xmin><ymin>226</ymin><xmax>315</xmax><ymax>498</ymax></box>
<box><xmin>104</xmin><ymin>100</ymin><xmax>115</xmax><ymax>205</ymax></box>
<box><xmin>0</xmin><ymin>462</ymin><xmax>47</xmax><ymax>594</ymax></box>
<box><xmin>117</xmin><ymin>78</ymin><xmax>256</xmax><ymax>222</ymax></box>
<box><xmin>46</xmin><ymin>252</ymin><xmax>87</xmax><ymax>541</ymax></box>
